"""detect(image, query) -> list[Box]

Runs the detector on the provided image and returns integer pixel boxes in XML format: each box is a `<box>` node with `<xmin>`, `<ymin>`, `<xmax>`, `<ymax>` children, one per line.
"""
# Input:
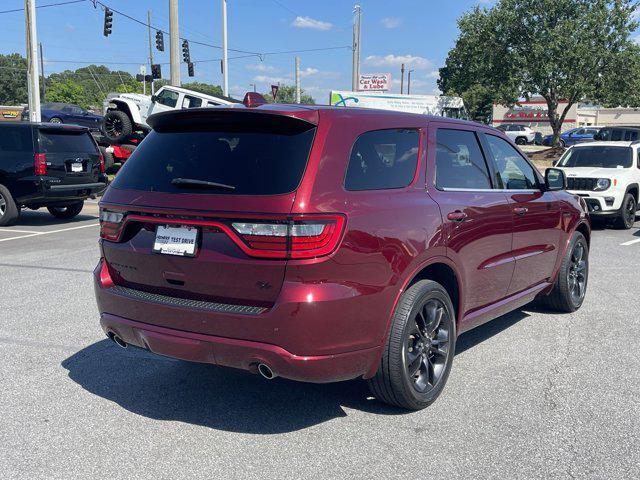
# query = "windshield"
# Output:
<box><xmin>558</xmin><ymin>146</ymin><xmax>633</xmax><ymax>168</ymax></box>
<box><xmin>111</xmin><ymin>124</ymin><xmax>316</xmax><ymax>195</ymax></box>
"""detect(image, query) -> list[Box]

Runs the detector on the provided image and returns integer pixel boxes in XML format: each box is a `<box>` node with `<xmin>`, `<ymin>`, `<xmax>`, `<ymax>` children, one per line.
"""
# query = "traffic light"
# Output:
<box><xmin>182</xmin><ymin>40</ymin><xmax>190</xmax><ymax>63</ymax></box>
<box><xmin>151</xmin><ymin>64</ymin><xmax>162</xmax><ymax>79</ymax></box>
<box><xmin>155</xmin><ymin>30</ymin><xmax>164</xmax><ymax>52</ymax></box>
<box><xmin>188</xmin><ymin>62</ymin><xmax>194</xmax><ymax>77</ymax></box>
<box><xmin>103</xmin><ymin>8</ymin><xmax>113</xmax><ymax>37</ymax></box>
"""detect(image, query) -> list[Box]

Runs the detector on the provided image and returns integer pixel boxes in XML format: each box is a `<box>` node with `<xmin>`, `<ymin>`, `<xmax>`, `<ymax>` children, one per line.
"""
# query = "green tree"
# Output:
<box><xmin>46</xmin><ymin>79</ymin><xmax>88</xmax><ymax>108</ymax></box>
<box><xmin>182</xmin><ymin>82</ymin><xmax>223</xmax><ymax>97</ymax></box>
<box><xmin>263</xmin><ymin>84</ymin><xmax>315</xmax><ymax>104</ymax></box>
<box><xmin>439</xmin><ymin>0</ymin><xmax>640</xmax><ymax>144</ymax></box>
<box><xmin>0</xmin><ymin>54</ymin><xmax>28</xmax><ymax>105</ymax></box>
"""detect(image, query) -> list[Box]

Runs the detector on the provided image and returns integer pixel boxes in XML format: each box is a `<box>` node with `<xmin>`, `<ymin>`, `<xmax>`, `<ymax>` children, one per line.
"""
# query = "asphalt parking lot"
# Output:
<box><xmin>1</xmin><ymin>203</ymin><xmax>639</xmax><ymax>479</ymax></box>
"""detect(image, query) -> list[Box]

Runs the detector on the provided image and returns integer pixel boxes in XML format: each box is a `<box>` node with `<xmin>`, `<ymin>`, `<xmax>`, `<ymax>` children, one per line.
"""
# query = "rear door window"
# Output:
<box><xmin>484</xmin><ymin>134</ymin><xmax>539</xmax><ymax>190</ymax></box>
<box><xmin>37</xmin><ymin>131</ymin><xmax>96</xmax><ymax>153</ymax></box>
<box><xmin>183</xmin><ymin>95</ymin><xmax>203</xmax><ymax>109</ymax></box>
<box><xmin>111</xmin><ymin>120</ymin><xmax>316</xmax><ymax>195</ymax></box>
<box><xmin>435</xmin><ymin>129</ymin><xmax>492</xmax><ymax>190</ymax></box>
<box><xmin>344</xmin><ymin>129</ymin><xmax>420</xmax><ymax>191</ymax></box>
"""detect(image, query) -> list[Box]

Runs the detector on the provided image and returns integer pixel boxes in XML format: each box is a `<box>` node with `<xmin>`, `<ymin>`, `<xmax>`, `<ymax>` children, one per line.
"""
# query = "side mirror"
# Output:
<box><xmin>545</xmin><ymin>167</ymin><xmax>566</xmax><ymax>191</ymax></box>
<box><xmin>151</xmin><ymin>95</ymin><xmax>158</xmax><ymax>103</ymax></box>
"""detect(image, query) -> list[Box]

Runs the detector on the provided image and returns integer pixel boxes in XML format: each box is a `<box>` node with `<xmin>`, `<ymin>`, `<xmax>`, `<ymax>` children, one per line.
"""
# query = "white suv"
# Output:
<box><xmin>496</xmin><ymin>124</ymin><xmax>537</xmax><ymax>145</ymax></box>
<box><xmin>556</xmin><ymin>141</ymin><xmax>639</xmax><ymax>229</ymax></box>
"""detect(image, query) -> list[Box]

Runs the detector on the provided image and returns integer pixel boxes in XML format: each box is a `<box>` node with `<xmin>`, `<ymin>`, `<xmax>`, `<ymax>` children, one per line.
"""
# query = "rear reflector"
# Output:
<box><xmin>34</xmin><ymin>153</ymin><xmax>47</xmax><ymax>175</ymax></box>
<box><xmin>98</xmin><ymin>152</ymin><xmax>105</xmax><ymax>173</ymax></box>
<box><xmin>99</xmin><ymin>259</ymin><xmax>114</xmax><ymax>288</ymax></box>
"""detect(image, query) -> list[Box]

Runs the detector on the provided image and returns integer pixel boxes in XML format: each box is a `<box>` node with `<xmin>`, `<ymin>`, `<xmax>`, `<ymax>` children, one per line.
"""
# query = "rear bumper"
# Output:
<box><xmin>17</xmin><ymin>177</ymin><xmax>108</xmax><ymax>206</ymax></box>
<box><xmin>99</xmin><ymin>313</ymin><xmax>381</xmax><ymax>383</ymax></box>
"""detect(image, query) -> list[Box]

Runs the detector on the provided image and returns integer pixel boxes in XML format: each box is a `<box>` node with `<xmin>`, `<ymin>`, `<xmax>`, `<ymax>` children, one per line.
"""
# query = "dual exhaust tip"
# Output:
<box><xmin>107</xmin><ymin>331</ymin><xmax>278</xmax><ymax>380</ymax></box>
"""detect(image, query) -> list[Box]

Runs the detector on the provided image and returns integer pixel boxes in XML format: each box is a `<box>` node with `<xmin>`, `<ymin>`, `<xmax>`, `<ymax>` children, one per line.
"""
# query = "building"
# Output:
<box><xmin>492</xmin><ymin>98</ymin><xmax>640</xmax><ymax>134</ymax></box>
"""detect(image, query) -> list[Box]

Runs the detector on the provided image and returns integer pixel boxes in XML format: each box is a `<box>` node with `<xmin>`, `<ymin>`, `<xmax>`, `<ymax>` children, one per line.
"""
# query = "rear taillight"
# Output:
<box><xmin>98</xmin><ymin>152</ymin><xmax>105</xmax><ymax>173</ymax></box>
<box><xmin>34</xmin><ymin>153</ymin><xmax>47</xmax><ymax>175</ymax></box>
<box><xmin>231</xmin><ymin>215</ymin><xmax>345</xmax><ymax>259</ymax></box>
<box><xmin>99</xmin><ymin>208</ymin><xmax>125</xmax><ymax>241</ymax></box>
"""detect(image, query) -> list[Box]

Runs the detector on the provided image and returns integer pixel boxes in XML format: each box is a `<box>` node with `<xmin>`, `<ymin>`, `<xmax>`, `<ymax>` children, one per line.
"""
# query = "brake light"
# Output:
<box><xmin>98</xmin><ymin>151</ymin><xmax>105</xmax><ymax>173</ymax></box>
<box><xmin>99</xmin><ymin>208</ymin><xmax>125</xmax><ymax>241</ymax></box>
<box><xmin>34</xmin><ymin>153</ymin><xmax>47</xmax><ymax>175</ymax></box>
<box><xmin>231</xmin><ymin>215</ymin><xmax>345</xmax><ymax>259</ymax></box>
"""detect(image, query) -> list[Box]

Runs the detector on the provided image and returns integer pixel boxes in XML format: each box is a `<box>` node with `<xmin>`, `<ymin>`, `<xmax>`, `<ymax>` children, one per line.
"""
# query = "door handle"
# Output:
<box><xmin>514</xmin><ymin>207</ymin><xmax>529</xmax><ymax>216</ymax></box>
<box><xmin>447</xmin><ymin>211</ymin><xmax>468</xmax><ymax>222</ymax></box>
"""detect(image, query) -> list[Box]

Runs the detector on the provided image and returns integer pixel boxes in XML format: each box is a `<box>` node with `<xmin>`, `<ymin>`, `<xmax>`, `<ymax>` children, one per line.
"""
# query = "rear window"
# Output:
<box><xmin>558</xmin><ymin>146</ymin><xmax>633</xmax><ymax>168</ymax></box>
<box><xmin>111</xmin><ymin>123</ymin><xmax>316</xmax><ymax>195</ymax></box>
<box><xmin>344</xmin><ymin>129</ymin><xmax>420</xmax><ymax>191</ymax></box>
<box><xmin>38</xmin><ymin>131</ymin><xmax>96</xmax><ymax>153</ymax></box>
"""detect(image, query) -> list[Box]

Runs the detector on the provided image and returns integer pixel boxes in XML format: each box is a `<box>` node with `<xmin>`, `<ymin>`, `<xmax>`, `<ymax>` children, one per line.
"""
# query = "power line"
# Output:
<box><xmin>0</xmin><ymin>0</ymin><xmax>87</xmax><ymax>15</ymax></box>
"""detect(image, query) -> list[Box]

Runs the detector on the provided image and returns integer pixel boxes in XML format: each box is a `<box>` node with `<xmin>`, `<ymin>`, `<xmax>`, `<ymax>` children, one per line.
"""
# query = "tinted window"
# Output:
<box><xmin>38</xmin><ymin>131</ymin><xmax>97</xmax><ymax>153</ymax></box>
<box><xmin>0</xmin><ymin>126</ymin><xmax>32</xmax><ymax>152</ymax></box>
<box><xmin>624</xmin><ymin>130</ymin><xmax>638</xmax><ymax>141</ymax></box>
<box><xmin>156</xmin><ymin>90</ymin><xmax>179</xmax><ymax>108</ymax></box>
<box><xmin>485</xmin><ymin>135</ymin><xmax>538</xmax><ymax>190</ymax></box>
<box><xmin>557</xmin><ymin>146</ymin><xmax>632</xmax><ymax>168</ymax></box>
<box><xmin>111</xmin><ymin>123</ymin><xmax>316</xmax><ymax>195</ymax></box>
<box><xmin>435</xmin><ymin>129</ymin><xmax>491</xmax><ymax>190</ymax></box>
<box><xmin>344</xmin><ymin>129</ymin><xmax>419</xmax><ymax>191</ymax></box>
<box><xmin>183</xmin><ymin>95</ymin><xmax>202</xmax><ymax>109</ymax></box>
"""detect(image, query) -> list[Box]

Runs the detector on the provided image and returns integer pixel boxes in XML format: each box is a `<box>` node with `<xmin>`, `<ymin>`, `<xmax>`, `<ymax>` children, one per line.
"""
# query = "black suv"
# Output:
<box><xmin>0</xmin><ymin>123</ymin><xmax>108</xmax><ymax>226</ymax></box>
<box><xmin>593</xmin><ymin>125</ymin><xmax>640</xmax><ymax>141</ymax></box>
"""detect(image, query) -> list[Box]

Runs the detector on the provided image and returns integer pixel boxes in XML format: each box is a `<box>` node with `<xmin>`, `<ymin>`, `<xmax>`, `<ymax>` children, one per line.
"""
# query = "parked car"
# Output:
<box><xmin>94</xmin><ymin>97</ymin><xmax>590</xmax><ymax>410</ymax></box>
<box><xmin>22</xmin><ymin>102</ymin><xmax>103</xmax><ymax>130</ymax></box>
<box><xmin>542</xmin><ymin>126</ymin><xmax>602</xmax><ymax>147</ymax></box>
<box><xmin>555</xmin><ymin>141</ymin><xmax>639</xmax><ymax>229</ymax></box>
<box><xmin>0</xmin><ymin>123</ymin><xmax>108</xmax><ymax>226</ymax></box>
<box><xmin>101</xmin><ymin>85</ymin><xmax>240</xmax><ymax>143</ymax></box>
<box><xmin>495</xmin><ymin>123</ymin><xmax>537</xmax><ymax>145</ymax></box>
<box><xmin>593</xmin><ymin>125</ymin><xmax>640</xmax><ymax>142</ymax></box>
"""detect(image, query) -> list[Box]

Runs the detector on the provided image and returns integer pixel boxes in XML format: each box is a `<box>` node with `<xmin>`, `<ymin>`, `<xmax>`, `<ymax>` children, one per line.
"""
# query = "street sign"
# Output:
<box><xmin>271</xmin><ymin>84</ymin><xmax>279</xmax><ymax>100</ymax></box>
<box><xmin>358</xmin><ymin>73</ymin><xmax>391</xmax><ymax>92</ymax></box>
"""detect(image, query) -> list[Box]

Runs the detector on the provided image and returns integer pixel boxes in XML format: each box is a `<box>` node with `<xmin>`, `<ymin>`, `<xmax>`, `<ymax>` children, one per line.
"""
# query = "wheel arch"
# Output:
<box><xmin>625</xmin><ymin>183</ymin><xmax>639</xmax><ymax>203</ymax></box>
<box><xmin>108</xmin><ymin>100</ymin><xmax>141</xmax><ymax>125</ymax></box>
<box><xmin>574</xmin><ymin>221</ymin><xmax>591</xmax><ymax>247</ymax></box>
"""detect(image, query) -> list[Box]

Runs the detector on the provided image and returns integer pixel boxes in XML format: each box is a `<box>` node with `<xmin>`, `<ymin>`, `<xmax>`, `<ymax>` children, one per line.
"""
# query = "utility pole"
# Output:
<box><xmin>147</xmin><ymin>10</ymin><xmax>155</xmax><ymax>94</ymax></box>
<box><xmin>249</xmin><ymin>83</ymin><xmax>256</xmax><ymax>92</ymax></box>
<box><xmin>295</xmin><ymin>56</ymin><xmax>301</xmax><ymax>104</ymax></box>
<box><xmin>169</xmin><ymin>0</ymin><xmax>180</xmax><ymax>87</ymax></box>
<box><xmin>39</xmin><ymin>42</ymin><xmax>45</xmax><ymax>102</ymax></box>
<box><xmin>400</xmin><ymin>63</ymin><xmax>405</xmax><ymax>94</ymax></box>
<box><xmin>221</xmin><ymin>0</ymin><xmax>229</xmax><ymax>96</ymax></box>
<box><xmin>407</xmin><ymin>69</ymin><xmax>414</xmax><ymax>95</ymax></box>
<box><xmin>25</xmin><ymin>0</ymin><xmax>41</xmax><ymax>122</ymax></box>
<box><xmin>351</xmin><ymin>4</ymin><xmax>361</xmax><ymax>91</ymax></box>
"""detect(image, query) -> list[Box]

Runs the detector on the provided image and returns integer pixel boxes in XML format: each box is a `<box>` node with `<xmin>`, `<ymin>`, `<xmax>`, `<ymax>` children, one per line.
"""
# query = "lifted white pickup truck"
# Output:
<box><xmin>556</xmin><ymin>141</ymin><xmax>640</xmax><ymax>229</ymax></box>
<box><xmin>102</xmin><ymin>85</ymin><xmax>239</xmax><ymax>143</ymax></box>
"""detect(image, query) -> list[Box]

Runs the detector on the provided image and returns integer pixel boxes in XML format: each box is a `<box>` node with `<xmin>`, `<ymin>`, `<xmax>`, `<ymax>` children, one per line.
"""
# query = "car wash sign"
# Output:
<box><xmin>358</xmin><ymin>73</ymin><xmax>391</xmax><ymax>92</ymax></box>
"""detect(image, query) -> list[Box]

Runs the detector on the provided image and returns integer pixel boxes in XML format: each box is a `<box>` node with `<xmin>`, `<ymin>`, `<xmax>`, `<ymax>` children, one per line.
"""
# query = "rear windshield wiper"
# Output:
<box><xmin>171</xmin><ymin>178</ymin><xmax>236</xmax><ymax>190</ymax></box>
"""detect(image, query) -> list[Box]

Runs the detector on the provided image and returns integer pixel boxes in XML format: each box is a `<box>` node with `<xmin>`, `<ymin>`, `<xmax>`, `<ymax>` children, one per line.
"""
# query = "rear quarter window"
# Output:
<box><xmin>344</xmin><ymin>129</ymin><xmax>420</xmax><ymax>191</ymax></box>
<box><xmin>0</xmin><ymin>126</ymin><xmax>33</xmax><ymax>152</ymax></box>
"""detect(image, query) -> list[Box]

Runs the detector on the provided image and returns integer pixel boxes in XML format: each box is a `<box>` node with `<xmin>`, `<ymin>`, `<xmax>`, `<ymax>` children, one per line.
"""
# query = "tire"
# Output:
<box><xmin>515</xmin><ymin>136</ymin><xmax>527</xmax><ymax>145</ymax></box>
<box><xmin>0</xmin><ymin>184</ymin><xmax>20</xmax><ymax>226</ymax></box>
<box><xmin>102</xmin><ymin>110</ymin><xmax>133</xmax><ymax>143</ymax></box>
<box><xmin>49</xmin><ymin>117</ymin><xmax>63</xmax><ymax>124</ymax></box>
<box><xmin>613</xmin><ymin>193</ymin><xmax>636</xmax><ymax>230</ymax></box>
<box><xmin>538</xmin><ymin>231</ymin><xmax>588</xmax><ymax>313</ymax></box>
<box><xmin>99</xmin><ymin>146</ymin><xmax>115</xmax><ymax>172</ymax></box>
<box><xmin>367</xmin><ymin>280</ymin><xmax>457</xmax><ymax>410</ymax></box>
<box><xmin>47</xmin><ymin>201</ymin><xmax>84</xmax><ymax>219</ymax></box>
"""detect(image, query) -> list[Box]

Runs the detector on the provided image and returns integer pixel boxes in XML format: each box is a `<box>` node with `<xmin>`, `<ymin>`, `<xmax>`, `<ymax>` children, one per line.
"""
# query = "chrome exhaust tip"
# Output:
<box><xmin>107</xmin><ymin>331</ymin><xmax>127</xmax><ymax>349</ymax></box>
<box><xmin>257</xmin><ymin>363</ymin><xmax>276</xmax><ymax>380</ymax></box>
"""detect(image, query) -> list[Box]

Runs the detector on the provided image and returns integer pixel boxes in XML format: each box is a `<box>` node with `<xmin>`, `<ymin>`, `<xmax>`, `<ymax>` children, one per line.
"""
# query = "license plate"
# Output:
<box><xmin>153</xmin><ymin>225</ymin><xmax>198</xmax><ymax>257</ymax></box>
<box><xmin>71</xmin><ymin>162</ymin><xmax>83</xmax><ymax>172</ymax></box>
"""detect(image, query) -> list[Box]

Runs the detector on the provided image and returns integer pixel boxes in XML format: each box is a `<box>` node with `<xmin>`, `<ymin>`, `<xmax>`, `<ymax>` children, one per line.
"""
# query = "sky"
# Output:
<box><xmin>0</xmin><ymin>0</ymin><xmax>496</xmax><ymax>103</ymax></box>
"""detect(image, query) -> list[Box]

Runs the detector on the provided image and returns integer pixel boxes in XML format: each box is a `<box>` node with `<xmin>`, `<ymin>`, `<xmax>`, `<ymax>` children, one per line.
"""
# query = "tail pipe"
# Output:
<box><xmin>257</xmin><ymin>363</ymin><xmax>277</xmax><ymax>380</ymax></box>
<box><xmin>107</xmin><ymin>331</ymin><xmax>127</xmax><ymax>349</ymax></box>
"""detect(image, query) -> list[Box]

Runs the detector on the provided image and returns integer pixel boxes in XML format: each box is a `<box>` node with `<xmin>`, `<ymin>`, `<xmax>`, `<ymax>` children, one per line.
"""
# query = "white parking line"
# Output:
<box><xmin>621</xmin><ymin>238</ymin><xmax>640</xmax><ymax>246</ymax></box>
<box><xmin>0</xmin><ymin>223</ymin><xmax>99</xmax><ymax>242</ymax></box>
<box><xmin>0</xmin><ymin>229</ymin><xmax>40</xmax><ymax>234</ymax></box>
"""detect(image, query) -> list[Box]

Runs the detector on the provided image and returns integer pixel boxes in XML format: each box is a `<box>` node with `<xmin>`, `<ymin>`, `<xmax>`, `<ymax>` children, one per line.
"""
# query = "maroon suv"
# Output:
<box><xmin>94</xmin><ymin>99</ymin><xmax>590</xmax><ymax>410</ymax></box>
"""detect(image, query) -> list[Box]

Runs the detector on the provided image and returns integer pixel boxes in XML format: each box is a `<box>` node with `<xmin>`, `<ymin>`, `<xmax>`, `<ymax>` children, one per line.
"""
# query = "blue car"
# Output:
<box><xmin>21</xmin><ymin>102</ymin><xmax>103</xmax><ymax>130</ymax></box>
<box><xmin>542</xmin><ymin>126</ymin><xmax>602</xmax><ymax>147</ymax></box>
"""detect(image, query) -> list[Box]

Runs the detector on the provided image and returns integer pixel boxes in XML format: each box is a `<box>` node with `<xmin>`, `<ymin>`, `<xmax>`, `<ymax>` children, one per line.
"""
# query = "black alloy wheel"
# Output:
<box><xmin>567</xmin><ymin>240</ymin><xmax>588</xmax><ymax>306</ymax></box>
